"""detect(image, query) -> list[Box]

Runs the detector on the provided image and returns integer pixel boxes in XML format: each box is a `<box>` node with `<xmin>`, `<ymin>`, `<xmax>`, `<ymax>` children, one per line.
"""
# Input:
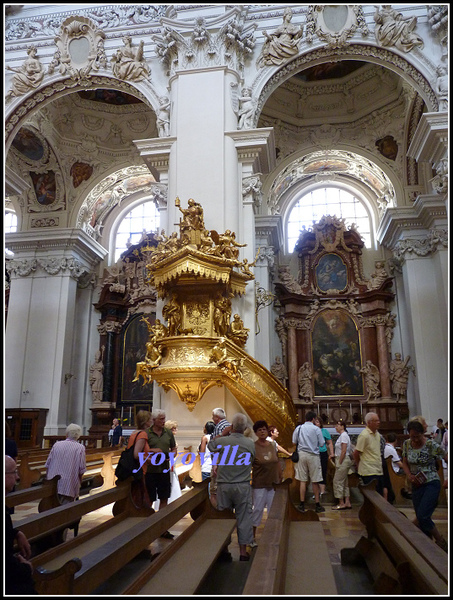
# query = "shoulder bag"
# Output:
<box><xmin>291</xmin><ymin>426</ymin><xmax>301</xmax><ymax>462</ymax></box>
<box><xmin>115</xmin><ymin>431</ymin><xmax>144</xmax><ymax>483</ymax></box>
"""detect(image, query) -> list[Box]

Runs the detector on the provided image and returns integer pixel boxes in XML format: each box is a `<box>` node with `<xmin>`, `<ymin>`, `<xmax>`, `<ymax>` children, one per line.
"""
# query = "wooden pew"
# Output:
<box><xmin>242</xmin><ymin>480</ymin><xmax>337</xmax><ymax>595</ymax></box>
<box><xmin>385</xmin><ymin>456</ymin><xmax>447</xmax><ymax>507</ymax></box>
<box><xmin>16</xmin><ymin>448</ymin><xmax>123</xmax><ymax>491</ymax></box>
<box><xmin>342</xmin><ymin>482</ymin><xmax>448</xmax><ymax>595</ymax></box>
<box><xmin>122</xmin><ymin>481</ymin><xmax>237</xmax><ymax>596</ymax></box>
<box><xmin>6</xmin><ymin>475</ymin><xmax>61</xmax><ymax>513</ymax></box>
<box><xmin>30</xmin><ymin>480</ymin><xmax>235</xmax><ymax>595</ymax></box>
<box><xmin>385</xmin><ymin>456</ymin><xmax>411</xmax><ymax>505</ymax></box>
<box><xmin>12</xmin><ymin>481</ymin><xmax>133</xmax><ymax>545</ymax></box>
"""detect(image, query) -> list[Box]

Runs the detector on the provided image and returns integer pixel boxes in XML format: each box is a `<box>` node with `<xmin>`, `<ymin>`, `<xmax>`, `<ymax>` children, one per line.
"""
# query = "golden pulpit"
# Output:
<box><xmin>134</xmin><ymin>198</ymin><xmax>297</xmax><ymax>446</ymax></box>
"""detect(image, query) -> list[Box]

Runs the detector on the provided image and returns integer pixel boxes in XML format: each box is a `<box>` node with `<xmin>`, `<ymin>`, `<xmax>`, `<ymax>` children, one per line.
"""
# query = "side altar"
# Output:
<box><xmin>133</xmin><ymin>198</ymin><xmax>297</xmax><ymax>446</ymax></box>
<box><xmin>275</xmin><ymin>216</ymin><xmax>411</xmax><ymax>433</ymax></box>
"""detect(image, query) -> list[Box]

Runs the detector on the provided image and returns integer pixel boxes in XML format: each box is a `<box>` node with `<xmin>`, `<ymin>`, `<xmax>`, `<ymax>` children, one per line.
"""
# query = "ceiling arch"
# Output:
<box><xmin>252</xmin><ymin>43</ymin><xmax>437</xmax><ymax>121</ymax></box>
<box><xmin>5</xmin><ymin>75</ymin><xmax>160</xmax><ymax>152</ymax></box>
<box><xmin>269</xmin><ymin>149</ymin><xmax>395</xmax><ymax>223</ymax></box>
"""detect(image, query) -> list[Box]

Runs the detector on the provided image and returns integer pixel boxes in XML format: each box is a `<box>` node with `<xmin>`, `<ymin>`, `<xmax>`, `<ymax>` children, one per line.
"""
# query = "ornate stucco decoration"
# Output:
<box><xmin>76</xmin><ymin>166</ymin><xmax>162</xmax><ymax>240</ymax></box>
<box><xmin>392</xmin><ymin>229</ymin><xmax>448</xmax><ymax>261</ymax></box>
<box><xmin>257</xmin><ymin>7</ymin><xmax>303</xmax><ymax>67</ymax></box>
<box><xmin>132</xmin><ymin>197</ymin><xmax>296</xmax><ymax>444</ymax></box>
<box><xmin>268</xmin><ymin>150</ymin><xmax>396</xmax><ymax>217</ymax></box>
<box><xmin>6</xmin><ymin>46</ymin><xmax>45</xmax><ymax>102</ymax></box>
<box><xmin>51</xmin><ymin>16</ymin><xmax>107</xmax><ymax>82</ymax></box>
<box><xmin>111</xmin><ymin>35</ymin><xmax>150</xmax><ymax>82</ymax></box>
<box><xmin>256</xmin><ymin>44</ymin><xmax>438</xmax><ymax>117</ymax></box>
<box><xmin>305</xmin><ymin>5</ymin><xmax>368</xmax><ymax>48</ymax></box>
<box><xmin>427</xmin><ymin>5</ymin><xmax>448</xmax><ymax>58</ymax></box>
<box><xmin>153</xmin><ymin>6</ymin><xmax>256</xmax><ymax>76</ymax></box>
<box><xmin>373</xmin><ymin>6</ymin><xmax>424</xmax><ymax>53</ymax></box>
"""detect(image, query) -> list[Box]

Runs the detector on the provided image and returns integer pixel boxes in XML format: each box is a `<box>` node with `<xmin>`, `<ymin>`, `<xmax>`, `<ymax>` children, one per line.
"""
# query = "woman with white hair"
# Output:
<box><xmin>45</xmin><ymin>423</ymin><xmax>86</xmax><ymax>504</ymax></box>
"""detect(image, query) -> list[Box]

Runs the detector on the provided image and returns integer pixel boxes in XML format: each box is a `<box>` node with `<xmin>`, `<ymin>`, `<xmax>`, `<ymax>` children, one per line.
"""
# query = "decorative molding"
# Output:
<box><xmin>97</xmin><ymin>320</ymin><xmax>123</xmax><ymax>335</ymax></box>
<box><xmin>392</xmin><ymin>228</ymin><xmax>448</xmax><ymax>261</ymax></box>
<box><xmin>377</xmin><ymin>194</ymin><xmax>448</xmax><ymax>249</ymax></box>
<box><xmin>51</xmin><ymin>16</ymin><xmax>107</xmax><ymax>82</ymax></box>
<box><xmin>306</xmin><ymin>5</ymin><xmax>368</xmax><ymax>48</ymax></box>
<box><xmin>153</xmin><ymin>7</ymin><xmax>256</xmax><ymax>76</ymax></box>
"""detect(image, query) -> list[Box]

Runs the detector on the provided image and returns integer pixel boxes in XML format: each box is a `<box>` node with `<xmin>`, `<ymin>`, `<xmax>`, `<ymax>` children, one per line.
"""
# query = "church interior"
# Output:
<box><xmin>5</xmin><ymin>4</ymin><xmax>448</xmax><ymax>596</ymax></box>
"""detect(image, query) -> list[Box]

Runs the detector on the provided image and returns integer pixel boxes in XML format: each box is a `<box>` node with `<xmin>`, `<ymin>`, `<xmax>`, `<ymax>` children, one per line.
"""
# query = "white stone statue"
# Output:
<box><xmin>298</xmin><ymin>362</ymin><xmax>313</xmax><ymax>401</ymax></box>
<box><xmin>111</xmin><ymin>36</ymin><xmax>150</xmax><ymax>81</ymax></box>
<box><xmin>89</xmin><ymin>346</ymin><xmax>105</xmax><ymax>403</ymax></box>
<box><xmin>271</xmin><ymin>356</ymin><xmax>288</xmax><ymax>387</ymax></box>
<box><xmin>237</xmin><ymin>87</ymin><xmax>256</xmax><ymax>130</ymax></box>
<box><xmin>156</xmin><ymin>96</ymin><xmax>171</xmax><ymax>137</ymax></box>
<box><xmin>258</xmin><ymin>7</ymin><xmax>303</xmax><ymax>67</ymax></box>
<box><xmin>367</xmin><ymin>261</ymin><xmax>389</xmax><ymax>290</ymax></box>
<box><xmin>436</xmin><ymin>65</ymin><xmax>448</xmax><ymax>111</ymax></box>
<box><xmin>6</xmin><ymin>46</ymin><xmax>45</xmax><ymax>100</ymax></box>
<box><xmin>374</xmin><ymin>6</ymin><xmax>424</xmax><ymax>52</ymax></box>
<box><xmin>389</xmin><ymin>353</ymin><xmax>415</xmax><ymax>401</ymax></box>
<box><xmin>360</xmin><ymin>360</ymin><xmax>381</xmax><ymax>401</ymax></box>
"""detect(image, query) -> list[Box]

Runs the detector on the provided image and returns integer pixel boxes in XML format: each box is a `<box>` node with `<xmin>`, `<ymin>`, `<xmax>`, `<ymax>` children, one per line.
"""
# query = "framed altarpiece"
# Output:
<box><xmin>274</xmin><ymin>216</ymin><xmax>408</xmax><ymax>433</ymax></box>
<box><xmin>89</xmin><ymin>235</ymin><xmax>158</xmax><ymax>438</ymax></box>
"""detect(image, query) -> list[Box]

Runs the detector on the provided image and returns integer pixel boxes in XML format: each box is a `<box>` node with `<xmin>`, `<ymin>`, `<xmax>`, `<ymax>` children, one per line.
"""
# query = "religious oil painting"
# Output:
<box><xmin>30</xmin><ymin>171</ymin><xmax>57</xmax><ymax>205</ymax></box>
<box><xmin>315</xmin><ymin>253</ymin><xmax>347</xmax><ymax>292</ymax></box>
<box><xmin>120</xmin><ymin>315</ymin><xmax>154</xmax><ymax>404</ymax></box>
<box><xmin>311</xmin><ymin>309</ymin><xmax>363</xmax><ymax>397</ymax></box>
<box><xmin>12</xmin><ymin>127</ymin><xmax>46</xmax><ymax>162</ymax></box>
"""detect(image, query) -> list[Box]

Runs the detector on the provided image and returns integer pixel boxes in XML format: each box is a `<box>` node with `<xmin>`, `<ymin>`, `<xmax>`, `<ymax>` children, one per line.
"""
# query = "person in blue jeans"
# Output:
<box><xmin>401</xmin><ymin>419</ymin><xmax>448</xmax><ymax>552</ymax></box>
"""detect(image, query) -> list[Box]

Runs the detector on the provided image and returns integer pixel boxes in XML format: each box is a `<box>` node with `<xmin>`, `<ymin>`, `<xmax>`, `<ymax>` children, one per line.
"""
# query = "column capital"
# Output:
<box><xmin>225</xmin><ymin>127</ymin><xmax>276</xmax><ymax>174</ymax></box>
<box><xmin>407</xmin><ymin>112</ymin><xmax>448</xmax><ymax>165</ymax></box>
<box><xmin>5</xmin><ymin>228</ymin><xmax>106</xmax><ymax>281</ymax></box>
<box><xmin>377</xmin><ymin>194</ymin><xmax>448</xmax><ymax>250</ymax></box>
<box><xmin>134</xmin><ymin>137</ymin><xmax>176</xmax><ymax>182</ymax></box>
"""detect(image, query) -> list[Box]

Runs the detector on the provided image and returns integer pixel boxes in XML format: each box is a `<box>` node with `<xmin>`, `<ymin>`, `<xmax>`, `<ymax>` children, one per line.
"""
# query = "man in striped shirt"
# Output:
<box><xmin>212</xmin><ymin>408</ymin><xmax>232</xmax><ymax>439</ymax></box>
<box><xmin>45</xmin><ymin>423</ymin><xmax>86</xmax><ymax>504</ymax></box>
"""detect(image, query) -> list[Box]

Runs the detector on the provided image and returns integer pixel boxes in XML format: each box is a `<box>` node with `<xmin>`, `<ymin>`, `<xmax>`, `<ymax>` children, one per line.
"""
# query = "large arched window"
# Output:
<box><xmin>114</xmin><ymin>200</ymin><xmax>160</xmax><ymax>262</ymax></box>
<box><xmin>287</xmin><ymin>187</ymin><xmax>372</xmax><ymax>253</ymax></box>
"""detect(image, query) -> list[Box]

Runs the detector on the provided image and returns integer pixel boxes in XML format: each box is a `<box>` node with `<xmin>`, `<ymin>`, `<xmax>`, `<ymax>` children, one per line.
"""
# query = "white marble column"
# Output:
<box><xmin>5</xmin><ymin>229</ymin><xmax>106</xmax><ymax>435</ymax></box>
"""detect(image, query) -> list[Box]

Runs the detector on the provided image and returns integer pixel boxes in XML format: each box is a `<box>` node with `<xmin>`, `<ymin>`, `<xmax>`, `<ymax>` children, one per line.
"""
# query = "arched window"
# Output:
<box><xmin>287</xmin><ymin>187</ymin><xmax>372</xmax><ymax>253</ymax></box>
<box><xmin>5</xmin><ymin>210</ymin><xmax>18</xmax><ymax>233</ymax></box>
<box><xmin>114</xmin><ymin>200</ymin><xmax>160</xmax><ymax>262</ymax></box>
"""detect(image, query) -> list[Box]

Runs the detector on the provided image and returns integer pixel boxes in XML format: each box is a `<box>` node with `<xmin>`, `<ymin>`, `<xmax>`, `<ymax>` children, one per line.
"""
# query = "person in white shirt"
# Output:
<box><xmin>292</xmin><ymin>410</ymin><xmax>325</xmax><ymax>513</ymax></box>
<box><xmin>331</xmin><ymin>420</ymin><xmax>353</xmax><ymax>509</ymax></box>
<box><xmin>384</xmin><ymin>433</ymin><xmax>404</xmax><ymax>474</ymax></box>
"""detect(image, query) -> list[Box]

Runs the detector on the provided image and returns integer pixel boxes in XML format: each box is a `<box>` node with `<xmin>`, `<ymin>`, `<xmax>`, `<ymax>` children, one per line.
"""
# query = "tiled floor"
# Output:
<box><xmin>12</xmin><ymin>485</ymin><xmax>448</xmax><ymax>595</ymax></box>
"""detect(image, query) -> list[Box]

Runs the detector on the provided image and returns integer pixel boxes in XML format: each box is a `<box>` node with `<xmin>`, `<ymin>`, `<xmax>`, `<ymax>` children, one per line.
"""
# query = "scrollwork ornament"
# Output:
<box><xmin>39</xmin><ymin>257</ymin><xmax>67</xmax><ymax>275</ymax></box>
<box><xmin>97</xmin><ymin>320</ymin><xmax>123</xmax><ymax>335</ymax></box>
<box><xmin>6</xmin><ymin>258</ymin><xmax>38</xmax><ymax>278</ymax></box>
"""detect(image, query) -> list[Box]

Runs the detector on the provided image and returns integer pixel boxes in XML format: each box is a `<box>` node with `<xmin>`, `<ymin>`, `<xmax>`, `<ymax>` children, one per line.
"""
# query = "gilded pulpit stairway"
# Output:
<box><xmin>134</xmin><ymin>198</ymin><xmax>296</xmax><ymax>446</ymax></box>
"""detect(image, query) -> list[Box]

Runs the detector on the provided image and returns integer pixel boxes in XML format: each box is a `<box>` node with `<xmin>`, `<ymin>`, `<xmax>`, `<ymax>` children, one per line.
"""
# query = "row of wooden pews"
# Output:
<box><xmin>16</xmin><ymin>446</ymin><xmax>124</xmax><ymax>491</ymax></box>
<box><xmin>15</xmin><ymin>479</ymin><xmax>236</xmax><ymax>595</ymax></box>
<box><xmin>342</xmin><ymin>481</ymin><xmax>448</xmax><ymax>595</ymax></box>
<box><xmin>243</xmin><ymin>480</ymin><xmax>338</xmax><ymax>595</ymax></box>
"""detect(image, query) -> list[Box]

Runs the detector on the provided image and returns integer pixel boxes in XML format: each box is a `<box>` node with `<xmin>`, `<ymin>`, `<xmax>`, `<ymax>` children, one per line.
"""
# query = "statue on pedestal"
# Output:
<box><xmin>298</xmin><ymin>362</ymin><xmax>313</xmax><ymax>402</ymax></box>
<box><xmin>360</xmin><ymin>360</ymin><xmax>381</xmax><ymax>401</ymax></box>
<box><xmin>389</xmin><ymin>353</ymin><xmax>415</xmax><ymax>401</ymax></box>
<box><xmin>271</xmin><ymin>356</ymin><xmax>288</xmax><ymax>388</ymax></box>
<box><xmin>89</xmin><ymin>345</ymin><xmax>105</xmax><ymax>403</ymax></box>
